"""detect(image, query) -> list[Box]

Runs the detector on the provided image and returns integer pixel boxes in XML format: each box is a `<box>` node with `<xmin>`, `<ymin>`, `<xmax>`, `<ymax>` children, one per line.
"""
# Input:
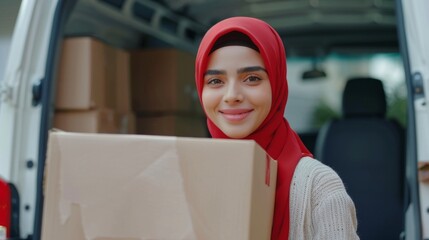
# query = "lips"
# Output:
<box><xmin>219</xmin><ymin>108</ymin><xmax>253</xmax><ymax>121</ymax></box>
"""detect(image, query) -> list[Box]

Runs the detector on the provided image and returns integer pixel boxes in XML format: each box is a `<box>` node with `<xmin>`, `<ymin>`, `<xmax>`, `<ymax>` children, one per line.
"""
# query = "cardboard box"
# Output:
<box><xmin>55</xmin><ymin>37</ymin><xmax>131</xmax><ymax>112</ymax></box>
<box><xmin>116</xmin><ymin>112</ymin><xmax>136</xmax><ymax>134</ymax></box>
<box><xmin>105</xmin><ymin>45</ymin><xmax>131</xmax><ymax>113</ymax></box>
<box><xmin>42</xmin><ymin>132</ymin><xmax>277</xmax><ymax>240</ymax></box>
<box><xmin>130</xmin><ymin>49</ymin><xmax>199</xmax><ymax>112</ymax></box>
<box><xmin>136</xmin><ymin>114</ymin><xmax>208</xmax><ymax>137</ymax></box>
<box><xmin>55</xmin><ymin>37</ymin><xmax>107</xmax><ymax>110</ymax></box>
<box><xmin>53</xmin><ymin>110</ymin><xmax>117</xmax><ymax>133</ymax></box>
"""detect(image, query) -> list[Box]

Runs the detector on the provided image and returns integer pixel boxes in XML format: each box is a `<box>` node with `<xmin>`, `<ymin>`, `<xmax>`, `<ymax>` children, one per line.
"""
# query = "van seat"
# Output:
<box><xmin>315</xmin><ymin>77</ymin><xmax>404</xmax><ymax>239</ymax></box>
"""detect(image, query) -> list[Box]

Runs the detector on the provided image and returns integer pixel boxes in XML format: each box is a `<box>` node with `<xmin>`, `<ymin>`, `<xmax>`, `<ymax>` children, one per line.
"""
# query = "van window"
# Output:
<box><xmin>286</xmin><ymin>53</ymin><xmax>406</xmax><ymax>152</ymax></box>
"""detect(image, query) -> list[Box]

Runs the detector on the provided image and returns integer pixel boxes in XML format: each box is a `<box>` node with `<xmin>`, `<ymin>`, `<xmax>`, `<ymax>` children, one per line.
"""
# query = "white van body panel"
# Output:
<box><xmin>401</xmin><ymin>0</ymin><xmax>429</xmax><ymax>237</ymax></box>
<box><xmin>0</xmin><ymin>0</ymin><xmax>58</xmax><ymax>236</ymax></box>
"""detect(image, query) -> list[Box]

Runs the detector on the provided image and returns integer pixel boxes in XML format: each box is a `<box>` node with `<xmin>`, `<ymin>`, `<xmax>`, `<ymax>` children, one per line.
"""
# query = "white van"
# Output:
<box><xmin>0</xmin><ymin>0</ymin><xmax>428</xmax><ymax>239</ymax></box>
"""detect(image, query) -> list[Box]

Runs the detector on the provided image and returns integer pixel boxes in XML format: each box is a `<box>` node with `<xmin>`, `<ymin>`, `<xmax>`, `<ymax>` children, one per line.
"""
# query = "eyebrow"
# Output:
<box><xmin>237</xmin><ymin>66</ymin><xmax>267</xmax><ymax>74</ymax></box>
<box><xmin>204</xmin><ymin>69</ymin><xmax>226</xmax><ymax>76</ymax></box>
<box><xmin>204</xmin><ymin>66</ymin><xmax>267</xmax><ymax>76</ymax></box>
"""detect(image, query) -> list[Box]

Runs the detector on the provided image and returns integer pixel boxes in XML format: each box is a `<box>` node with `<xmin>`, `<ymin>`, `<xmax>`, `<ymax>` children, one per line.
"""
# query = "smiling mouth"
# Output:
<box><xmin>219</xmin><ymin>109</ymin><xmax>253</xmax><ymax>121</ymax></box>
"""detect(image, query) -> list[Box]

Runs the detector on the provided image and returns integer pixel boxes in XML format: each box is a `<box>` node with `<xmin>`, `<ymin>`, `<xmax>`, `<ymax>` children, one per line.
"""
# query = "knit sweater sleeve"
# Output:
<box><xmin>288</xmin><ymin>157</ymin><xmax>359</xmax><ymax>240</ymax></box>
<box><xmin>311</xmin><ymin>163</ymin><xmax>359</xmax><ymax>240</ymax></box>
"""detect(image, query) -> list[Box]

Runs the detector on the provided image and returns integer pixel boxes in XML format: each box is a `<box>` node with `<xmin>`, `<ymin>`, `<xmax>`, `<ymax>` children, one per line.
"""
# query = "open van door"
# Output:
<box><xmin>397</xmin><ymin>0</ymin><xmax>429</xmax><ymax>238</ymax></box>
<box><xmin>0</xmin><ymin>0</ymin><xmax>76</xmax><ymax>238</ymax></box>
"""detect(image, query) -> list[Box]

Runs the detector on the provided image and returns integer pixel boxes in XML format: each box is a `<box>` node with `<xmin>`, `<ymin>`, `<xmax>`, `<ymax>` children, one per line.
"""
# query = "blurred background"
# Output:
<box><xmin>0</xmin><ymin>0</ymin><xmax>406</xmax><ymax>138</ymax></box>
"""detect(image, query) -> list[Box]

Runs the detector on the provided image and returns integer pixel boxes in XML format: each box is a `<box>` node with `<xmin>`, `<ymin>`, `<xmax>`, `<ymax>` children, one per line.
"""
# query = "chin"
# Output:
<box><xmin>223</xmin><ymin>130</ymin><xmax>251</xmax><ymax>139</ymax></box>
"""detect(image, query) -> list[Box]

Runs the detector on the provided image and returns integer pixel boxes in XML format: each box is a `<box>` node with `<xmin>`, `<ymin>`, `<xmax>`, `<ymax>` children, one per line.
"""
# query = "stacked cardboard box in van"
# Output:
<box><xmin>53</xmin><ymin>37</ymin><xmax>135</xmax><ymax>134</ymax></box>
<box><xmin>130</xmin><ymin>48</ymin><xmax>208</xmax><ymax>137</ymax></box>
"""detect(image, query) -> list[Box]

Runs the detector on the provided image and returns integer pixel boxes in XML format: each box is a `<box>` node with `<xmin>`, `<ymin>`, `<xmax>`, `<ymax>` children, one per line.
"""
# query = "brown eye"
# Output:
<box><xmin>207</xmin><ymin>78</ymin><xmax>224</xmax><ymax>86</ymax></box>
<box><xmin>245</xmin><ymin>75</ymin><xmax>262</xmax><ymax>83</ymax></box>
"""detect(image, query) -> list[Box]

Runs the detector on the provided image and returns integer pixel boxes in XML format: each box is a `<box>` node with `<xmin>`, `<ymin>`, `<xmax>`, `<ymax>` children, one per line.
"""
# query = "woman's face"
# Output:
<box><xmin>202</xmin><ymin>45</ymin><xmax>272</xmax><ymax>138</ymax></box>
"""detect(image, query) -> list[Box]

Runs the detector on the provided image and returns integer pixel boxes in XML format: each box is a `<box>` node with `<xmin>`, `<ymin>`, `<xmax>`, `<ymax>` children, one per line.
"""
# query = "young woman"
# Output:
<box><xmin>195</xmin><ymin>17</ymin><xmax>359</xmax><ymax>239</ymax></box>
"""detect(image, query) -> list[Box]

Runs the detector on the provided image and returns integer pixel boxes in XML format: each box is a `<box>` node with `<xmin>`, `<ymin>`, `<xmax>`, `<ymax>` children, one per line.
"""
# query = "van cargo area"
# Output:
<box><xmin>53</xmin><ymin>36</ymin><xmax>207</xmax><ymax>137</ymax></box>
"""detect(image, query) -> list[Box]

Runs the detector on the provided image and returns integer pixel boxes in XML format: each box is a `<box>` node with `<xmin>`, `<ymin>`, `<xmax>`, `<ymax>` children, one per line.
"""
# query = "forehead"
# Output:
<box><xmin>206</xmin><ymin>45</ymin><xmax>265</xmax><ymax>70</ymax></box>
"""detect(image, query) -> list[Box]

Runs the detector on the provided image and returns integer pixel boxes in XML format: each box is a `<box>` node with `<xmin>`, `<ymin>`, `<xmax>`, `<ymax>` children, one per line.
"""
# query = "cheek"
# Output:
<box><xmin>264</xmin><ymin>92</ymin><xmax>273</xmax><ymax>110</ymax></box>
<box><xmin>260</xmin><ymin>96</ymin><xmax>272</xmax><ymax>119</ymax></box>
<box><xmin>262</xmin><ymin>82</ymin><xmax>273</xmax><ymax>112</ymax></box>
<box><xmin>201</xmin><ymin>88</ymin><xmax>219</xmax><ymax>113</ymax></box>
<box><xmin>248</xmin><ymin>88</ymin><xmax>272</xmax><ymax>111</ymax></box>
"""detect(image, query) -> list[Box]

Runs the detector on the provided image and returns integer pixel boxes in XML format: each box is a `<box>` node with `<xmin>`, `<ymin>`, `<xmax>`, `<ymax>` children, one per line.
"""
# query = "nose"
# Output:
<box><xmin>223</xmin><ymin>81</ymin><xmax>243</xmax><ymax>104</ymax></box>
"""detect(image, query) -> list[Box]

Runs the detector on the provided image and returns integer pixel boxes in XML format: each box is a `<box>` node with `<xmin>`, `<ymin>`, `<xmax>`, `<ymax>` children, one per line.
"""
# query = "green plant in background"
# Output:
<box><xmin>312</xmin><ymin>101</ymin><xmax>340</xmax><ymax>129</ymax></box>
<box><xmin>387</xmin><ymin>88</ymin><xmax>407</xmax><ymax>127</ymax></box>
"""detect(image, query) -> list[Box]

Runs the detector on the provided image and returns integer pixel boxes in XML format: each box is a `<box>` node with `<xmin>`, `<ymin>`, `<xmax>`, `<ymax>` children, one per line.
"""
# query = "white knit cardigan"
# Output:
<box><xmin>288</xmin><ymin>157</ymin><xmax>360</xmax><ymax>239</ymax></box>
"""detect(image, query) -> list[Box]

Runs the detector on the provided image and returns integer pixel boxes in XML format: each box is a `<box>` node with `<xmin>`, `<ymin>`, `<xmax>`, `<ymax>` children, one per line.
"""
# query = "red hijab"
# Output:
<box><xmin>195</xmin><ymin>17</ymin><xmax>312</xmax><ymax>239</ymax></box>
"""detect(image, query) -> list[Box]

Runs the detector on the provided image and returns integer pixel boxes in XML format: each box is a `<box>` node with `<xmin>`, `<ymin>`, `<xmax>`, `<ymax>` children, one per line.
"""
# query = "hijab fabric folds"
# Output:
<box><xmin>195</xmin><ymin>17</ymin><xmax>312</xmax><ymax>239</ymax></box>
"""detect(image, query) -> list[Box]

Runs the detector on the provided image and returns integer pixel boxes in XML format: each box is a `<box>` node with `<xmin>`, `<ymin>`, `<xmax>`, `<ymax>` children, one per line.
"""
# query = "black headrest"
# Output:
<box><xmin>342</xmin><ymin>77</ymin><xmax>387</xmax><ymax>118</ymax></box>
